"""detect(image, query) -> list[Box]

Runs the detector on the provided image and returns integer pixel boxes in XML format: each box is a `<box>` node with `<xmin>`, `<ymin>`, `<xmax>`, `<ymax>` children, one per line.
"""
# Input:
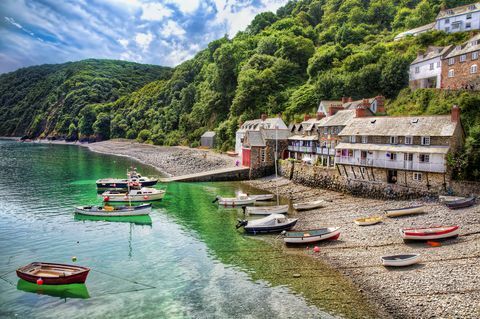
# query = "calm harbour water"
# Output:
<box><xmin>0</xmin><ymin>140</ymin><xmax>377</xmax><ymax>319</ymax></box>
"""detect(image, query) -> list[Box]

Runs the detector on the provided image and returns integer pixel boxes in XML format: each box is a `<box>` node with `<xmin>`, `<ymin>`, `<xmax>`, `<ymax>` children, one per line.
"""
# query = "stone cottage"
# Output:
<box><xmin>442</xmin><ymin>34</ymin><xmax>480</xmax><ymax>89</ymax></box>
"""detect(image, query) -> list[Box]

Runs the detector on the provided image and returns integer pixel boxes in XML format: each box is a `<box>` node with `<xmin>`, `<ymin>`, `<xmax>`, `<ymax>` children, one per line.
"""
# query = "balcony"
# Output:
<box><xmin>334</xmin><ymin>156</ymin><xmax>446</xmax><ymax>173</ymax></box>
<box><xmin>289</xmin><ymin>146</ymin><xmax>313</xmax><ymax>153</ymax></box>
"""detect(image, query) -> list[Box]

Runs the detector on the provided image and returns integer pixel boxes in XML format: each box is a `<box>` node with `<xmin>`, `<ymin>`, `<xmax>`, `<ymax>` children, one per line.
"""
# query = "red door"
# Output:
<box><xmin>242</xmin><ymin>148</ymin><xmax>251</xmax><ymax>167</ymax></box>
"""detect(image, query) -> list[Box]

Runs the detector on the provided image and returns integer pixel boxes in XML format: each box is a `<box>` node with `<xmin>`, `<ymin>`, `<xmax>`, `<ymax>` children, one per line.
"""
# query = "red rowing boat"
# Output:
<box><xmin>16</xmin><ymin>262</ymin><xmax>90</xmax><ymax>285</ymax></box>
<box><xmin>400</xmin><ymin>225</ymin><xmax>460</xmax><ymax>240</ymax></box>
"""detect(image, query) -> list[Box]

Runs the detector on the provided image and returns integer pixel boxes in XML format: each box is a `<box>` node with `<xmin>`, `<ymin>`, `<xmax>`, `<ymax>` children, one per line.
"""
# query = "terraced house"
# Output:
<box><xmin>287</xmin><ymin>113</ymin><xmax>325</xmax><ymax>163</ymax></box>
<box><xmin>442</xmin><ymin>34</ymin><xmax>480</xmax><ymax>89</ymax></box>
<box><xmin>409</xmin><ymin>46</ymin><xmax>453</xmax><ymax>90</ymax></box>
<box><xmin>334</xmin><ymin>106</ymin><xmax>464</xmax><ymax>191</ymax></box>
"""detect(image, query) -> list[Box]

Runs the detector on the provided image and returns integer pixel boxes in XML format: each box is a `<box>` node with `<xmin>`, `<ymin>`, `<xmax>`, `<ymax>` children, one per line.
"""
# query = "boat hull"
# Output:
<box><xmin>218</xmin><ymin>199</ymin><xmax>255</xmax><ymax>206</ymax></box>
<box><xmin>96</xmin><ymin>180</ymin><xmax>158</xmax><ymax>190</ymax></box>
<box><xmin>244</xmin><ymin>220</ymin><xmax>297</xmax><ymax>233</ymax></box>
<box><xmin>381</xmin><ymin>254</ymin><xmax>420</xmax><ymax>267</ymax></box>
<box><xmin>284</xmin><ymin>228</ymin><xmax>340</xmax><ymax>244</ymax></box>
<box><xmin>293</xmin><ymin>201</ymin><xmax>325</xmax><ymax>211</ymax></box>
<box><xmin>445</xmin><ymin>197</ymin><xmax>475</xmax><ymax>209</ymax></box>
<box><xmin>354</xmin><ymin>217</ymin><xmax>382</xmax><ymax>226</ymax></box>
<box><xmin>385</xmin><ymin>205</ymin><xmax>424</xmax><ymax>217</ymax></box>
<box><xmin>246</xmin><ymin>205</ymin><xmax>288</xmax><ymax>215</ymax></box>
<box><xmin>75</xmin><ymin>205</ymin><xmax>151</xmax><ymax>216</ymax></box>
<box><xmin>103</xmin><ymin>192</ymin><xmax>164</xmax><ymax>202</ymax></box>
<box><xmin>249</xmin><ymin>194</ymin><xmax>274</xmax><ymax>201</ymax></box>
<box><xmin>401</xmin><ymin>226</ymin><xmax>459</xmax><ymax>240</ymax></box>
<box><xmin>16</xmin><ymin>262</ymin><xmax>90</xmax><ymax>285</ymax></box>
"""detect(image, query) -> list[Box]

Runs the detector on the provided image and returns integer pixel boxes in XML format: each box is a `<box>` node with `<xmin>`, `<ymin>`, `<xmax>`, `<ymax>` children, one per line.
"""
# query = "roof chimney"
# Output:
<box><xmin>451</xmin><ymin>105</ymin><xmax>460</xmax><ymax>123</ymax></box>
<box><xmin>261</xmin><ymin>113</ymin><xmax>267</xmax><ymax>121</ymax></box>
<box><xmin>355</xmin><ymin>106</ymin><xmax>367</xmax><ymax>118</ymax></box>
<box><xmin>316</xmin><ymin>112</ymin><xmax>326</xmax><ymax>120</ymax></box>
<box><xmin>341</xmin><ymin>97</ymin><xmax>347</xmax><ymax>103</ymax></box>
<box><xmin>304</xmin><ymin>114</ymin><xmax>311</xmax><ymax>121</ymax></box>
<box><xmin>375</xmin><ymin>95</ymin><xmax>385</xmax><ymax>114</ymax></box>
<box><xmin>328</xmin><ymin>105</ymin><xmax>344</xmax><ymax>116</ymax></box>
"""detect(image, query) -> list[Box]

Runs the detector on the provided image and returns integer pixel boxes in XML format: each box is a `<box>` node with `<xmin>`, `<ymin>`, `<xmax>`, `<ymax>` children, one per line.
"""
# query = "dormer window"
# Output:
<box><xmin>389</xmin><ymin>136</ymin><xmax>398</xmax><ymax>145</ymax></box>
<box><xmin>421</xmin><ymin>136</ymin><xmax>430</xmax><ymax>145</ymax></box>
<box><xmin>447</xmin><ymin>9</ymin><xmax>454</xmax><ymax>15</ymax></box>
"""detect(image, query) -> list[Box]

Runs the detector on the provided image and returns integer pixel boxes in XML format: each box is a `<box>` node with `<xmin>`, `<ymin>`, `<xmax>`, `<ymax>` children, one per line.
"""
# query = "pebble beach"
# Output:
<box><xmin>244</xmin><ymin>177</ymin><xmax>480</xmax><ymax>319</ymax></box>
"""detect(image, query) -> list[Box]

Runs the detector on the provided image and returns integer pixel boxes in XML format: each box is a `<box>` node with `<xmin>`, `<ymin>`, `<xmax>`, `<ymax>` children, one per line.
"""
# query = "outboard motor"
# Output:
<box><xmin>236</xmin><ymin>219</ymin><xmax>248</xmax><ymax>229</ymax></box>
<box><xmin>212</xmin><ymin>196</ymin><xmax>219</xmax><ymax>203</ymax></box>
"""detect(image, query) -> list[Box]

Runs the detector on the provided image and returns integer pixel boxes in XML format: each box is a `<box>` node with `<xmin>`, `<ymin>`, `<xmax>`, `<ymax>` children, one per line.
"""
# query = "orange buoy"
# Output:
<box><xmin>313</xmin><ymin>246</ymin><xmax>320</xmax><ymax>253</ymax></box>
<box><xmin>37</xmin><ymin>278</ymin><xmax>43</xmax><ymax>285</ymax></box>
<box><xmin>427</xmin><ymin>241</ymin><xmax>442</xmax><ymax>247</ymax></box>
<box><xmin>143</xmin><ymin>195</ymin><xmax>148</xmax><ymax>200</ymax></box>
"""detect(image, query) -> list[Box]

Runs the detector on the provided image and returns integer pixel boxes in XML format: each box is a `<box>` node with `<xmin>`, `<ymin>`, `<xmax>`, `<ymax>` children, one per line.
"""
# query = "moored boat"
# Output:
<box><xmin>75</xmin><ymin>204</ymin><xmax>151</xmax><ymax>216</ymax></box>
<box><xmin>381</xmin><ymin>254</ymin><xmax>421</xmax><ymax>267</ymax></box>
<box><xmin>213</xmin><ymin>193</ymin><xmax>255</xmax><ymax>207</ymax></box>
<box><xmin>96</xmin><ymin>169</ymin><xmax>158</xmax><ymax>190</ymax></box>
<box><xmin>384</xmin><ymin>205</ymin><xmax>425</xmax><ymax>217</ymax></box>
<box><xmin>102</xmin><ymin>188</ymin><xmax>165</xmax><ymax>202</ymax></box>
<box><xmin>16</xmin><ymin>262</ymin><xmax>90</xmax><ymax>285</ymax></box>
<box><xmin>249</xmin><ymin>194</ymin><xmax>274</xmax><ymax>201</ymax></box>
<box><xmin>354</xmin><ymin>216</ymin><xmax>383</xmax><ymax>226</ymax></box>
<box><xmin>283</xmin><ymin>227</ymin><xmax>341</xmax><ymax>244</ymax></box>
<box><xmin>445</xmin><ymin>197</ymin><xmax>476</xmax><ymax>209</ymax></box>
<box><xmin>236</xmin><ymin>214</ymin><xmax>298</xmax><ymax>233</ymax></box>
<box><xmin>400</xmin><ymin>225</ymin><xmax>460</xmax><ymax>240</ymax></box>
<box><xmin>293</xmin><ymin>200</ymin><xmax>325</xmax><ymax>211</ymax></box>
<box><xmin>245</xmin><ymin>205</ymin><xmax>288</xmax><ymax>215</ymax></box>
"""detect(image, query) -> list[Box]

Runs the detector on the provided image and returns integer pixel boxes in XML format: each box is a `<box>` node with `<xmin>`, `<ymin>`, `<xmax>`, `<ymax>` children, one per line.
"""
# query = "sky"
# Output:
<box><xmin>0</xmin><ymin>0</ymin><xmax>287</xmax><ymax>74</ymax></box>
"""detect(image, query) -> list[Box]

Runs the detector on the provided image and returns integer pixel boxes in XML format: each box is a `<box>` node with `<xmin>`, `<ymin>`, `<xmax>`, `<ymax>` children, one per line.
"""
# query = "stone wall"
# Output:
<box><xmin>449</xmin><ymin>180</ymin><xmax>480</xmax><ymax>197</ymax></box>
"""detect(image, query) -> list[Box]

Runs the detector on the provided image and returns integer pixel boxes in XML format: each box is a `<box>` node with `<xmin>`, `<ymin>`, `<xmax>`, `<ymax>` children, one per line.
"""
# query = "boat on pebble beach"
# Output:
<box><xmin>245</xmin><ymin>205</ymin><xmax>288</xmax><ymax>215</ymax></box>
<box><xmin>249</xmin><ymin>194</ymin><xmax>274</xmax><ymax>201</ymax></box>
<box><xmin>16</xmin><ymin>262</ymin><xmax>90</xmax><ymax>285</ymax></box>
<box><xmin>283</xmin><ymin>227</ymin><xmax>341</xmax><ymax>244</ymax></box>
<box><xmin>354</xmin><ymin>216</ymin><xmax>383</xmax><ymax>226</ymax></box>
<box><xmin>102</xmin><ymin>188</ymin><xmax>165</xmax><ymax>202</ymax></box>
<box><xmin>384</xmin><ymin>205</ymin><xmax>425</xmax><ymax>217</ymax></box>
<box><xmin>400</xmin><ymin>225</ymin><xmax>460</xmax><ymax>240</ymax></box>
<box><xmin>236</xmin><ymin>214</ymin><xmax>297</xmax><ymax>233</ymax></box>
<box><xmin>75</xmin><ymin>204</ymin><xmax>152</xmax><ymax>216</ymax></box>
<box><xmin>293</xmin><ymin>200</ymin><xmax>325</xmax><ymax>211</ymax></box>
<box><xmin>444</xmin><ymin>197</ymin><xmax>476</xmax><ymax>209</ymax></box>
<box><xmin>213</xmin><ymin>193</ymin><xmax>255</xmax><ymax>207</ymax></box>
<box><xmin>381</xmin><ymin>254</ymin><xmax>421</xmax><ymax>267</ymax></box>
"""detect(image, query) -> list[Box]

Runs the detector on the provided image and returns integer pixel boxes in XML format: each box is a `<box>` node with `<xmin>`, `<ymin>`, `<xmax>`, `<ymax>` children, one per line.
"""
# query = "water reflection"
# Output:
<box><xmin>16</xmin><ymin>279</ymin><xmax>90</xmax><ymax>300</ymax></box>
<box><xmin>74</xmin><ymin>214</ymin><xmax>153</xmax><ymax>226</ymax></box>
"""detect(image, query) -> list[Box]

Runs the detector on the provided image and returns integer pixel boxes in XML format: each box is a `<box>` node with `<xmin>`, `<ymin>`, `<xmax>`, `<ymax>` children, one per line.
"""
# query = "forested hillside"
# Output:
<box><xmin>1</xmin><ymin>0</ymin><xmax>479</xmax><ymax>178</ymax></box>
<box><xmin>0</xmin><ymin>59</ymin><xmax>171</xmax><ymax>138</ymax></box>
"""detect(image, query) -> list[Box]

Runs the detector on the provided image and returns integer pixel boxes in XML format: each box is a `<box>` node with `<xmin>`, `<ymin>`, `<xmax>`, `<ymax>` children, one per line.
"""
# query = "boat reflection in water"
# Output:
<box><xmin>16</xmin><ymin>279</ymin><xmax>90</xmax><ymax>299</ymax></box>
<box><xmin>74</xmin><ymin>214</ymin><xmax>153</xmax><ymax>226</ymax></box>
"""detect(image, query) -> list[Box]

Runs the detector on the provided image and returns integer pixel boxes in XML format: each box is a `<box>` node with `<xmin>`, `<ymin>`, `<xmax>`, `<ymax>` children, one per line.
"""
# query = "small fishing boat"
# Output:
<box><xmin>103</xmin><ymin>188</ymin><xmax>165</xmax><ymax>202</ymax></box>
<box><xmin>16</xmin><ymin>262</ymin><xmax>90</xmax><ymax>285</ymax></box>
<box><xmin>96</xmin><ymin>169</ymin><xmax>158</xmax><ymax>190</ymax></box>
<box><xmin>384</xmin><ymin>205</ymin><xmax>425</xmax><ymax>217</ymax></box>
<box><xmin>354</xmin><ymin>216</ymin><xmax>383</xmax><ymax>226</ymax></box>
<box><xmin>236</xmin><ymin>214</ymin><xmax>297</xmax><ymax>233</ymax></box>
<box><xmin>438</xmin><ymin>195</ymin><xmax>465</xmax><ymax>203</ymax></box>
<box><xmin>249</xmin><ymin>194</ymin><xmax>274</xmax><ymax>201</ymax></box>
<box><xmin>75</xmin><ymin>204</ymin><xmax>151</xmax><ymax>216</ymax></box>
<box><xmin>401</xmin><ymin>225</ymin><xmax>460</xmax><ymax>240</ymax></box>
<box><xmin>445</xmin><ymin>197</ymin><xmax>476</xmax><ymax>209</ymax></box>
<box><xmin>245</xmin><ymin>205</ymin><xmax>288</xmax><ymax>215</ymax></box>
<box><xmin>381</xmin><ymin>254</ymin><xmax>421</xmax><ymax>267</ymax></box>
<box><xmin>293</xmin><ymin>200</ymin><xmax>325</xmax><ymax>211</ymax></box>
<box><xmin>213</xmin><ymin>193</ymin><xmax>255</xmax><ymax>207</ymax></box>
<box><xmin>283</xmin><ymin>227</ymin><xmax>341</xmax><ymax>244</ymax></box>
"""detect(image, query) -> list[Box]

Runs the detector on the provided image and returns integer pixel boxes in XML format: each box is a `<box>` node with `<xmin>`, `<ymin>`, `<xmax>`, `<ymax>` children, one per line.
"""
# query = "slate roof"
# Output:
<box><xmin>288</xmin><ymin>135</ymin><xmax>318</xmax><ymax>141</ymax></box>
<box><xmin>317</xmin><ymin>100</ymin><xmax>342</xmax><ymax>112</ymax></box>
<box><xmin>335</xmin><ymin>143</ymin><xmax>450</xmax><ymax>154</ymax></box>
<box><xmin>245</xmin><ymin>131</ymin><xmax>265</xmax><ymax>147</ymax></box>
<box><xmin>394</xmin><ymin>23</ymin><xmax>435</xmax><ymax>40</ymax></box>
<box><xmin>437</xmin><ymin>3</ymin><xmax>480</xmax><ymax>19</ymax></box>
<box><xmin>445</xmin><ymin>34</ymin><xmax>480</xmax><ymax>58</ymax></box>
<box><xmin>319</xmin><ymin>110</ymin><xmax>357</xmax><ymax>127</ymax></box>
<box><xmin>201</xmin><ymin>131</ymin><xmax>216</xmax><ymax>138</ymax></box>
<box><xmin>244</xmin><ymin>129</ymin><xmax>290</xmax><ymax>147</ymax></box>
<box><xmin>240</xmin><ymin>118</ymin><xmax>287</xmax><ymax>131</ymax></box>
<box><xmin>339</xmin><ymin>115</ymin><xmax>457</xmax><ymax>137</ymax></box>
<box><xmin>411</xmin><ymin>46</ymin><xmax>453</xmax><ymax>64</ymax></box>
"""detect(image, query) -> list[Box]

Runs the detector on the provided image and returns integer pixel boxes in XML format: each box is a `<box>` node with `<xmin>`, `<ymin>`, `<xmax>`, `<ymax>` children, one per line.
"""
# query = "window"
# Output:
<box><xmin>261</xmin><ymin>148</ymin><xmax>266</xmax><ymax>162</ymax></box>
<box><xmin>467</xmin><ymin>13</ymin><xmax>472</xmax><ymax>19</ymax></box>
<box><xmin>448</xmin><ymin>57</ymin><xmax>455</xmax><ymax>65</ymax></box>
<box><xmin>415</xmin><ymin>66</ymin><xmax>420</xmax><ymax>73</ymax></box>
<box><xmin>448</xmin><ymin>69</ymin><xmax>455</xmax><ymax>78</ymax></box>
<box><xmin>452</xmin><ymin>22</ymin><xmax>461</xmax><ymax>29</ymax></box>
<box><xmin>389</xmin><ymin>152</ymin><xmax>397</xmax><ymax>161</ymax></box>
<box><xmin>466</xmin><ymin>22</ymin><xmax>472</xmax><ymax>29</ymax></box>
<box><xmin>447</xmin><ymin>9</ymin><xmax>454</xmax><ymax>15</ymax></box>
<box><xmin>419</xmin><ymin>154</ymin><xmax>430</xmax><ymax>163</ymax></box>
<box><xmin>445</xmin><ymin>18</ymin><xmax>450</xmax><ymax>23</ymax></box>
<box><xmin>429</xmin><ymin>63</ymin><xmax>434</xmax><ymax>70</ymax></box>
<box><xmin>471</xmin><ymin>64</ymin><xmax>478</xmax><ymax>74</ymax></box>
<box><xmin>460</xmin><ymin>54</ymin><xmax>467</xmax><ymax>62</ymax></box>
<box><xmin>421</xmin><ymin>136</ymin><xmax>430</xmax><ymax>145</ymax></box>
<box><xmin>404</xmin><ymin>153</ymin><xmax>413</xmax><ymax>161</ymax></box>
<box><xmin>473</xmin><ymin>52</ymin><xmax>479</xmax><ymax>60</ymax></box>
<box><xmin>405</xmin><ymin>136</ymin><xmax>413</xmax><ymax>145</ymax></box>
<box><xmin>374</xmin><ymin>136</ymin><xmax>382</xmax><ymax>143</ymax></box>
<box><xmin>437</xmin><ymin>61</ymin><xmax>441</xmax><ymax>68</ymax></box>
<box><xmin>361</xmin><ymin>136</ymin><xmax>368</xmax><ymax>144</ymax></box>
<box><xmin>389</xmin><ymin>136</ymin><xmax>398</xmax><ymax>144</ymax></box>
<box><xmin>349</xmin><ymin>136</ymin><xmax>356</xmax><ymax>143</ymax></box>
<box><xmin>330</xmin><ymin>141</ymin><xmax>335</xmax><ymax>149</ymax></box>
<box><xmin>445</xmin><ymin>27</ymin><xmax>450</xmax><ymax>33</ymax></box>
<box><xmin>413</xmin><ymin>172</ymin><xmax>423</xmax><ymax>181</ymax></box>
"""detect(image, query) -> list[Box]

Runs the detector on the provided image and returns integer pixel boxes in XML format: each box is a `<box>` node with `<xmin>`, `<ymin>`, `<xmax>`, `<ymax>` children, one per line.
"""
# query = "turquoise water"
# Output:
<box><xmin>0</xmin><ymin>140</ymin><xmax>376</xmax><ymax>318</ymax></box>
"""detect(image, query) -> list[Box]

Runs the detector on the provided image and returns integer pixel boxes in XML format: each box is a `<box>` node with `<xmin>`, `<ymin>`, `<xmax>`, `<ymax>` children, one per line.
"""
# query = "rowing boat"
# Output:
<box><xmin>249</xmin><ymin>194</ymin><xmax>274</xmax><ymax>201</ymax></box>
<box><xmin>293</xmin><ymin>200</ymin><xmax>325</xmax><ymax>211</ymax></box>
<box><xmin>445</xmin><ymin>197</ymin><xmax>476</xmax><ymax>209</ymax></box>
<box><xmin>102</xmin><ymin>188</ymin><xmax>165</xmax><ymax>202</ymax></box>
<box><xmin>75</xmin><ymin>204</ymin><xmax>151</xmax><ymax>216</ymax></box>
<box><xmin>381</xmin><ymin>254</ymin><xmax>420</xmax><ymax>267</ymax></box>
<box><xmin>283</xmin><ymin>227</ymin><xmax>340</xmax><ymax>244</ymax></box>
<box><xmin>245</xmin><ymin>205</ymin><xmax>288</xmax><ymax>215</ymax></box>
<box><xmin>400</xmin><ymin>225</ymin><xmax>460</xmax><ymax>240</ymax></box>
<box><xmin>214</xmin><ymin>193</ymin><xmax>255</xmax><ymax>206</ymax></box>
<box><xmin>16</xmin><ymin>262</ymin><xmax>90</xmax><ymax>285</ymax></box>
<box><xmin>384</xmin><ymin>205</ymin><xmax>425</xmax><ymax>217</ymax></box>
<box><xmin>354</xmin><ymin>216</ymin><xmax>382</xmax><ymax>226</ymax></box>
<box><xmin>236</xmin><ymin>214</ymin><xmax>298</xmax><ymax>233</ymax></box>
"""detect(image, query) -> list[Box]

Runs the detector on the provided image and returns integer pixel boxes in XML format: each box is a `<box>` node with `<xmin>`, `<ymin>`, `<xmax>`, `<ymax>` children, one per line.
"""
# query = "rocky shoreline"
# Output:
<box><xmin>244</xmin><ymin>177</ymin><xmax>480</xmax><ymax>319</ymax></box>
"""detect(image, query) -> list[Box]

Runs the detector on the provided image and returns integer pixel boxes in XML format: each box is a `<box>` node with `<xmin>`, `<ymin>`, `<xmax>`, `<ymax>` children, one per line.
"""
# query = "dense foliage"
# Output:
<box><xmin>0</xmin><ymin>59</ymin><xmax>171</xmax><ymax>139</ymax></box>
<box><xmin>1</xmin><ymin>0</ymin><xmax>479</xmax><ymax>179</ymax></box>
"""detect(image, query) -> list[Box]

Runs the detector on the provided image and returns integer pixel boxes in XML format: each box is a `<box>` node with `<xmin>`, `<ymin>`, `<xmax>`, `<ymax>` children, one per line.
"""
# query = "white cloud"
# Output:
<box><xmin>167</xmin><ymin>0</ymin><xmax>200</xmax><ymax>14</ymax></box>
<box><xmin>118</xmin><ymin>38</ymin><xmax>129</xmax><ymax>48</ymax></box>
<box><xmin>135</xmin><ymin>32</ymin><xmax>153</xmax><ymax>51</ymax></box>
<box><xmin>5</xmin><ymin>16</ymin><xmax>22</xmax><ymax>29</ymax></box>
<box><xmin>140</xmin><ymin>3</ymin><xmax>173</xmax><ymax>21</ymax></box>
<box><xmin>161</xmin><ymin>20</ymin><xmax>186</xmax><ymax>38</ymax></box>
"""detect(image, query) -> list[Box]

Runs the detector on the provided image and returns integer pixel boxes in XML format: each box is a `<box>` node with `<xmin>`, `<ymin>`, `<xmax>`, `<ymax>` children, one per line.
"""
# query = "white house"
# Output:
<box><xmin>235</xmin><ymin>114</ymin><xmax>287</xmax><ymax>157</ymax></box>
<box><xmin>436</xmin><ymin>3</ymin><xmax>480</xmax><ymax>33</ymax></box>
<box><xmin>409</xmin><ymin>46</ymin><xmax>453</xmax><ymax>89</ymax></box>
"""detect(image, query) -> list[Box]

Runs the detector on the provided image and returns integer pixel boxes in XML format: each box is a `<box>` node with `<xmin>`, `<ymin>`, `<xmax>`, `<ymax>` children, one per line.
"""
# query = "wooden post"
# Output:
<box><xmin>351</xmin><ymin>166</ymin><xmax>357</xmax><ymax>179</ymax></box>
<box><xmin>336</xmin><ymin>164</ymin><xmax>342</xmax><ymax>176</ymax></box>
<box><xmin>371</xmin><ymin>167</ymin><xmax>375</xmax><ymax>181</ymax></box>
<box><xmin>404</xmin><ymin>170</ymin><xmax>407</xmax><ymax>187</ymax></box>
<box><xmin>426</xmin><ymin>172</ymin><xmax>430</xmax><ymax>189</ymax></box>
<box><xmin>343</xmin><ymin>165</ymin><xmax>349</xmax><ymax>178</ymax></box>
<box><xmin>359</xmin><ymin>166</ymin><xmax>365</xmax><ymax>180</ymax></box>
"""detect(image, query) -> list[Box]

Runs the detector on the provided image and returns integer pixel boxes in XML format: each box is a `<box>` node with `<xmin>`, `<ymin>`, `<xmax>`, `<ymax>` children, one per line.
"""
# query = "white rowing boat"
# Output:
<box><xmin>384</xmin><ymin>205</ymin><xmax>425</xmax><ymax>217</ymax></box>
<box><xmin>249</xmin><ymin>194</ymin><xmax>274</xmax><ymax>201</ymax></box>
<box><xmin>214</xmin><ymin>193</ymin><xmax>255</xmax><ymax>206</ymax></box>
<box><xmin>245</xmin><ymin>205</ymin><xmax>288</xmax><ymax>215</ymax></box>
<box><xmin>102</xmin><ymin>187</ymin><xmax>165</xmax><ymax>202</ymax></box>
<box><xmin>283</xmin><ymin>227</ymin><xmax>341</xmax><ymax>244</ymax></box>
<box><xmin>381</xmin><ymin>254</ymin><xmax>421</xmax><ymax>267</ymax></box>
<box><xmin>293</xmin><ymin>200</ymin><xmax>325</xmax><ymax>211</ymax></box>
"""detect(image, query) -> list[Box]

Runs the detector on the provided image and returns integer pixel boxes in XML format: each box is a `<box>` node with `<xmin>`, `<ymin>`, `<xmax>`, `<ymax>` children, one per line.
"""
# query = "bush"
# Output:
<box><xmin>137</xmin><ymin>129</ymin><xmax>152</xmax><ymax>142</ymax></box>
